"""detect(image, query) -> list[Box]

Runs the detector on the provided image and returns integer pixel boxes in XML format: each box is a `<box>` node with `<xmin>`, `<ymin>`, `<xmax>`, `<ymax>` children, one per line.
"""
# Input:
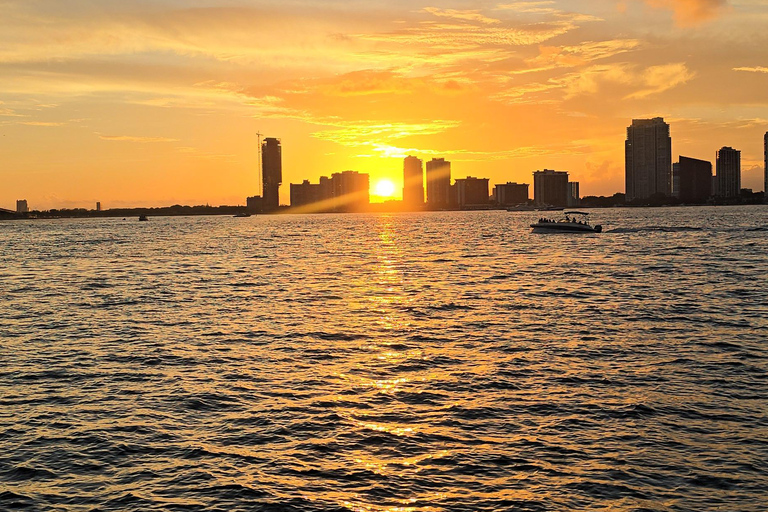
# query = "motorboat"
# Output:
<box><xmin>138</xmin><ymin>214</ymin><xmax>148</xmax><ymax>222</ymax></box>
<box><xmin>233</xmin><ymin>212</ymin><xmax>251</xmax><ymax>218</ymax></box>
<box><xmin>530</xmin><ymin>211</ymin><xmax>602</xmax><ymax>233</ymax></box>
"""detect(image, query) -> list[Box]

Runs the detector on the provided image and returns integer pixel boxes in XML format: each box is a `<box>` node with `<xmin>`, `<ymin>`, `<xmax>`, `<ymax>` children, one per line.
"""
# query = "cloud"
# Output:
<box><xmin>422</xmin><ymin>8</ymin><xmax>501</xmax><ymax>25</ymax></box>
<box><xmin>733</xmin><ymin>66</ymin><xmax>768</xmax><ymax>74</ymax></box>
<box><xmin>641</xmin><ymin>0</ymin><xmax>728</xmax><ymax>26</ymax></box>
<box><xmin>98</xmin><ymin>135</ymin><xmax>179</xmax><ymax>143</ymax></box>
<box><xmin>20</xmin><ymin>121</ymin><xmax>64</xmax><ymax>126</ymax></box>
<box><xmin>625</xmin><ymin>62</ymin><xmax>695</xmax><ymax>98</ymax></box>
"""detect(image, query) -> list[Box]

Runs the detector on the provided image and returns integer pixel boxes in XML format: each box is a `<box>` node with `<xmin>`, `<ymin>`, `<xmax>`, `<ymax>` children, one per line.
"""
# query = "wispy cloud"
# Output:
<box><xmin>98</xmin><ymin>135</ymin><xmax>179</xmax><ymax>143</ymax></box>
<box><xmin>733</xmin><ymin>66</ymin><xmax>768</xmax><ymax>74</ymax></box>
<box><xmin>422</xmin><ymin>7</ymin><xmax>501</xmax><ymax>25</ymax></box>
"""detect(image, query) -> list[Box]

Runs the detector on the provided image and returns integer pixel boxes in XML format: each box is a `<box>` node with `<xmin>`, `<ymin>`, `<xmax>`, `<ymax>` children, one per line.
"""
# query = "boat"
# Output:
<box><xmin>530</xmin><ymin>211</ymin><xmax>602</xmax><ymax>233</ymax></box>
<box><xmin>138</xmin><ymin>215</ymin><xmax>148</xmax><ymax>222</ymax></box>
<box><xmin>233</xmin><ymin>212</ymin><xmax>251</xmax><ymax>218</ymax></box>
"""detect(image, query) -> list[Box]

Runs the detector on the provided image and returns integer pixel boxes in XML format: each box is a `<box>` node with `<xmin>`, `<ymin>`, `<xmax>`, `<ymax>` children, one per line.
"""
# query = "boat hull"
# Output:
<box><xmin>530</xmin><ymin>222</ymin><xmax>601</xmax><ymax>233</ymax></box>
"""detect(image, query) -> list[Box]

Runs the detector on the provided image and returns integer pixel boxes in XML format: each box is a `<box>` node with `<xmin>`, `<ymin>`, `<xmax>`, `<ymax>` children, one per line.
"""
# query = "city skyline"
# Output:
<box><xmin>1</xmin><ymin>1</ymin><xmax>768</xmax><ymax>209</ymax></box>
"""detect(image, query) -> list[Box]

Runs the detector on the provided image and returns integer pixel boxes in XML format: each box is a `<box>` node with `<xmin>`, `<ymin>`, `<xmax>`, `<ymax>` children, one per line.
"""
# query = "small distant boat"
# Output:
<box><xmin>233</xmin><ymin>212</ymin><xmax>251</xmax><ymax>218</ymax></box>
<box><xmin>531</xmin><ymin>211</ymin><xmax>602</xmax><ymax>233</ymax></box>
<box><xmin>138</xmin><ymin>215</ymin><xmax>148</xmax><ymax>222</ymax></box>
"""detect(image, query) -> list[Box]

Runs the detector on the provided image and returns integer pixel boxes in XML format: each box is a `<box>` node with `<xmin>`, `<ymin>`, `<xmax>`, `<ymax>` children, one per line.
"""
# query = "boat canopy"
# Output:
<box><xmin>564</xmin><ymin>211</ymin><xmax>590</xmax><ymax>215</ymax></box>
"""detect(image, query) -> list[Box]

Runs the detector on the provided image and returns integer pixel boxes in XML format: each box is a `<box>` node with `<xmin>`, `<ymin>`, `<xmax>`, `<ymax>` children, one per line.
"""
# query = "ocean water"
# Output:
<box><xmin>1</xmin><ymin>206</ymin><xmax>767</xmax><ymax>512</ymax></box>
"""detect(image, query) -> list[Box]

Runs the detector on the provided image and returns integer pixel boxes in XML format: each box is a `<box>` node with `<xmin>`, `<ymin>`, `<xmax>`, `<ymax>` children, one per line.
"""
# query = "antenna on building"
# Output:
<box><xmin>256</xmin><ymin>131</ymin><xmax>264</xmax><ymax>195</ymax></box>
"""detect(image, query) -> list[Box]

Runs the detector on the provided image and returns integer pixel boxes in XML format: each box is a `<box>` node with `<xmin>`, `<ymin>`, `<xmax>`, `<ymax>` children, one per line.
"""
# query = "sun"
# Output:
<box><xmin>374</xmin><ymin>179</ymin><xmax>397</xmax><ymax>198</ymax></box>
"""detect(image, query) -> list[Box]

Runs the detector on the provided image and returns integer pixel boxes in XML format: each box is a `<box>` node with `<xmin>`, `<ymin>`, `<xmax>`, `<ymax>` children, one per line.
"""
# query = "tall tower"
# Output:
<box><xmin>262</xmin><ymin>137</ymin><xmax>282</xmax><ymax>212</ymax></box>
<box><xmin>715</xmin><ymin>146</ymin><xmax>741</xmax><ymax>198</ymax></box>
<box><xmin>625</xmin><ymin>118</ymin><xmax>672</xmax><ymax>202</ymax></box>
<box><xmin>403</xmin><ymin>156</ymin><xmax>424</xmax><ymax>209</ymax></box>
<box><xmin>425</xmin><ymin>158</ymin><xmax>451</xmax><ymax>209</ymax></box>
<box><xmin>764</xmin><ymin>132</ymin><xmax>767</xmax><ymax>200</ymax></box>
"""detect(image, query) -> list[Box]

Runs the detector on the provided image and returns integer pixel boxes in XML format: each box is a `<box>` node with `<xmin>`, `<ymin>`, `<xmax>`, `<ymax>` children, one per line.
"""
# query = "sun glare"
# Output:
<box><xmin>374</xmin><ymin>179</ymin><xmax>396</xmax><ymax>198</ymax></box>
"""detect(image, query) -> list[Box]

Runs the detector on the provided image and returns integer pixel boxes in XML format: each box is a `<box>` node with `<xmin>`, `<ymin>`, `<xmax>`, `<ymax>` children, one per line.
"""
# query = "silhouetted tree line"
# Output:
<box><xmin>29</xmin><ymin>204</ymin><xmax>248</xmax><ymax>219</ymax></box>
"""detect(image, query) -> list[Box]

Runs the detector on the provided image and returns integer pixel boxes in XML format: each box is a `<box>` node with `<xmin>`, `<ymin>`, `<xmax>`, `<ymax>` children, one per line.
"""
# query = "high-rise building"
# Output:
<box><xmin>290</xmin><ymin>180</ymin><xmax>322</xmax><ymax>208</ymax></box>
<box><xmin>715</xmin><ymin>146</ymin><xmax>741</xmax><ymax>198</ymax></box>
<box><xmin>677</xmin><ymin>156</ymin><xmax>712</xmax><ymax>203</ymax></box>
<box><xmin>454</xmin><ymin>177</ymin><xmax>489</xmax><ymax>208</ymax></box>
<box><xmin>96</xmin><ymin>202</ymin><xmax>101</xmax><ymax>212</ymax></box>
<box><xmin>764</xmin><ymin>132</ymin><xmax>767</xmax><ymax>199</ymax></box>
<box><xmin>16</xmin><ymin>200</ymin><xmax>28</xmax><ymax>213</ymax></box>
<box><xmin>533</xmin><ymin>170</ymin><xmax>569</xmax><ymax>207</ymax></box>
<box><xmin>567</xmin><ymin>182</ymin><xmax>580</xmax><ymax>207</ymax></box>
<box><xmin>625</xmin><ymin>117</ymin><xmax>672</xmax><ymax>201</ymax></box>
<box><xmin>403</xmin><ymin>156</ymin><xmax>424</xmax><ymax>209</ymax></box>
<box><xmin>494</xmin><ymin>182</ymin><xmax>529</xmax><ymax>206</ymax></box>
<box><xmin>262</xmin><ymin>137</ymin><xmax>282</xmax><ymax>212</ymax></box>
<box><xmin>425</xmin><ymin>158</ymin><xmax>451</xmax><ymax>209</ymax></box>
<box><xmin>331</xmin><ymin>171</ymin><xmax>370</xmax><ymax>212</ymax></box>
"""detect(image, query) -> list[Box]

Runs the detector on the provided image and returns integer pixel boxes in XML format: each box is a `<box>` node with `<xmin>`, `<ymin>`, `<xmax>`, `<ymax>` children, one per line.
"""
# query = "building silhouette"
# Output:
<box><xmin>332</xmin><ymin>171</ymin><xmax>369</xmax><ymax>212</ymax></box>
<box><xmin>16</xmin><ymin>200</ymin><xmax>28</xmax><ymax>213</ymax></box>
<box><xmin>715</xmin><ymin>146</ymin><xmax>741</xmax><ymax>198</ymax></box>
<box><xmin>289</xmin><ymin>171</ymin><xmax>369</xmax><ymax>212</ymax></box>
<box><xmin>246</xmin><ymin>196</ymin><xmax>262</xmax><ymax>213</ymax></box>
<box><xmin>533</xmin><ymin>170</ymin><xmax>569</xmax><ymax>207</ymax></box>
<box><xmin>625</xmin><ymin>118</ymin><xmax>672</xmax><ymax>201</ymax></box>
<box><xmin>676</xmin><ymin>156</ymin><xmax>712</xmax><ymax>203</ymax></box>
<box><xmin>454</xmin><ymin>177</ymin><xmax>489</xmax><ymax>208</ymax></box>
<box><xmin>403</xmin><ymin>156</ymin><xmax>424</xmax><ymax>209</ymax></box>
<box><xmin>494</xmin><ymin>182</ymin><xmax>529</xmax><ymax>206</ymax></box>
<box><xmin>567</xmin><ymin>182</ymin><xmax>580</xmax><ymax>207</ymax></box>
<box><xmin>96</xmin><ymin>202</ymin><xmax>101</xmax><ymax>212</ymax></box>
<box><xmin>262</xmin><ymin>137</ymin><xmax>282</xmax><ymax>212</ymax></box>
<box><xmin>764</xmin><ymin>132</ymin><xmax>767</xmax><ymax>198</ymax></box>
<box><xmin>425</xmin><ymin>158</ymin><xmax>451</xmax><ymax>209</ymax></box>
<box><xmin>290</xmin><ymin>180</ymin><xmax>321</xmax><ymax>208</ymax></box>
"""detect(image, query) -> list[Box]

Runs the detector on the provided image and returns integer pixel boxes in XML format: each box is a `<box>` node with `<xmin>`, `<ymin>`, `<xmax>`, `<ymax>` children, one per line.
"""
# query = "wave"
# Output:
<box><xmin>607</xmin><ymin>226</ymin><xmax>703</xmax><ymax>233</ymax></box>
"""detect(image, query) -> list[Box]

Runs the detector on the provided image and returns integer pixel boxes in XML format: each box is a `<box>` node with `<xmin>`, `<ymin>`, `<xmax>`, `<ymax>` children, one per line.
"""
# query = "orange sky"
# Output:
<box><xmin>1</xmin><ymin>0</ymin><xmax>767</xmax><ymax>209</ymax></box>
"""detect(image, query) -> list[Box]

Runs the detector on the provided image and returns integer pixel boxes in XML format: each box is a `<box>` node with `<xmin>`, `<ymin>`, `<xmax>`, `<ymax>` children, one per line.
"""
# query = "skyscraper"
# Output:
<box><xmin>715</xmin><ymin>146</ymin><xmax>741</xmax><ymax>198</ymax></box>
<box><xmin>425</xmin><ymin>158</ymin><xmax>451</xmax><ymax>209</ymax></box>
<box><xmin>454</xmin><ymin>177</ymin><xmax>489</xmax><ymax>208</ymax></box>
<box><xmin>676</xmin><ymin>156</ymin><xmax>712</xmax><ymax>203</ymax></box>
<box><xmin>331</xmin><ymin>171</ymin><xmax>370</xmax><ymax>212</ymax></box>
<box><xmin>262</xmin><ymin>137</ymin><xmax>282</xmax><ymax>212</ymax></box>
<box><xmin>567</xmin><ymin>182</ymin><xmax>580</xmax><ymax>207</ymax></box>
<box><xmin>403</xmin><ymin>156</ymin><xmax>424</xmax><ymax>209</ymax></box>
<box><xmin>533</xmin><ymin>170</ymin><xmax>569</xmax><ymax>207</ymax></box>
<box><xmin>16</xmin><ymin>200</ymin><xmax>28</xmax><ymax>213</ymax></box>
<box><xmin>625</xmin><ymin>118</ymin><xmax>672</xmax><ymax>202</ymax></box>
<box><xmin>494</xmin><ymin>182</ymin><xmax>528</xmax><ymax>206</ymax></box>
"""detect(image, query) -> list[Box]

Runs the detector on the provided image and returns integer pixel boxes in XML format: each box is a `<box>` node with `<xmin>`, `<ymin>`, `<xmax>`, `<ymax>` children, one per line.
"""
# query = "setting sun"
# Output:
<box><xmin>374</xmin><ymin>179</ymin><xmax>397</xmax><ymax>198</ymax></box>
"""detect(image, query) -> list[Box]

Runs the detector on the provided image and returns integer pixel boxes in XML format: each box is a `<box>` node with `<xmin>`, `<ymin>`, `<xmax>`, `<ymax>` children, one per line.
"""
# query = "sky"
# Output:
<box><xmin>1</xmin><ymin>0</ymin><xmax>767</xmax><ymax>209</ymax></box>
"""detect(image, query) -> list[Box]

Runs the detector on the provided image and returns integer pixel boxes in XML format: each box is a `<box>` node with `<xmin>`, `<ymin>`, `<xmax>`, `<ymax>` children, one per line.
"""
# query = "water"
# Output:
<box><xmin>1</xmin><ymin>206</ymin><xmax>767</xmax><ymax>512</ymax></box>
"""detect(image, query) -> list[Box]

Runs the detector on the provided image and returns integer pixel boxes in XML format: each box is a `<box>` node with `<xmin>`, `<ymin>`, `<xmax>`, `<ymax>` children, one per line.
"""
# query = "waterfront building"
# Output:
<box><xmin>567</xmin><ymin>182</ymin><xmax>580</xmax><ymax>207</ymax></box>
<box><xmin>290</xmin><ymin>180</ymin><xmax>321</xmax><ymax>208</ymax></box>
<box><xmin>262</xmin><ymin>137</ymin><xmax>282</xmax><ymax>212</ymax></box>
<box><xmin>96</xmin><ymin>202</ymin><xmax>101</xmax><ymax>212</ymax></box>
<box><xmin>454</xmin><ymin>177</ymin><xmax>489</xmax><ymax>208</ymax></box>
<box><xmin>16</xmin><ymin>200</ymin><xmax>28</xmax><ymax>213</ymax></box>
<box><xmin>425</xmin><ymin>158</ymin><xmax>451</xmax><ymax>209</ymax></box>
<box><xmin>494</xmin><ymin>182</ymin><xmax>529</xmax><ymax>206</ymax></box>
<box><xmin>764</xmin><ymin>132</ymin><xmax>767</xmax><ymax>199</ymax></box>
<box><xmin>533</xmin><ymin>170</ymin><xmax>569</xmax><ymax>207</ymax></box>
<box><xmin>676</xmin><ymin>156</ymin><xmax>712</xmax><ymax>203</ymax></box>
<box><xmin>715</xmin><ymin>146</ymin><xmax>741</xmax><ymax>198</ymax></box>
<box><xmin>246</xmin><ymin>196</ymin><xmax>262</xmax><ymax>214</ymax></box>
<box><xmin>332</xmin><ymin>171</ymin><xmax>370</xmax><ymax>212</ymax></box>
<box><xmin>403</xmin><ymin>156</ymin><xmax>424</xmax><ymax>209</ymax></box>
<box><xmin>625</xmin><ymin>117</ymin><xmax>672</xmax><ymax>201</ymax></box>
